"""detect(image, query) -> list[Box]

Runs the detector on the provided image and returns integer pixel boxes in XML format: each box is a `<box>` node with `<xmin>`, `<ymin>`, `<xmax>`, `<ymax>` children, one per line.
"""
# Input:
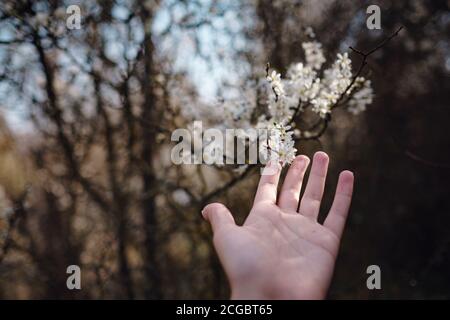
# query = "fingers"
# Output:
<box><xmin>298</xmin><ymin>151</ymin><xmax>329</xmax><ymax>220</ymax></box>
<box><xmin>277</xmin><ymin>155</ymin><xmax>310</xmax><ymax>212</ymax></box>
<box><xmin>202</xmin><ymin>203</ymin><xmax>236</xmax><ymax>233</ymax></box>
<box><xmin>324</xmin><ymin>170</ymin><xmax>354</xmax><ymax>239</ymax></box>
<box><xmin>253</xmin><ymin>161</ymin><xmax>281</xmax><ymax>205</ymax></box>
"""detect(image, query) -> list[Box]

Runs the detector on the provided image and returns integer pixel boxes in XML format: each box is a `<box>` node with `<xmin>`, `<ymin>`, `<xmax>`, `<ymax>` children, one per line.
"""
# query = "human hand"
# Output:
<box><xmin>202</xmin><ymin>152</ymin><xmax>354</xmax><ymax>299</ymax></box>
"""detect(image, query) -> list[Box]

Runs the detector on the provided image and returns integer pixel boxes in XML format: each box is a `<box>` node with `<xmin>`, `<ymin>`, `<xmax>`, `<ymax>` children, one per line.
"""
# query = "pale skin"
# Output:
<box><xmin>202</xmin><ymin>152</ymin><xmax>354</xmax><ymax>300</ymax></box>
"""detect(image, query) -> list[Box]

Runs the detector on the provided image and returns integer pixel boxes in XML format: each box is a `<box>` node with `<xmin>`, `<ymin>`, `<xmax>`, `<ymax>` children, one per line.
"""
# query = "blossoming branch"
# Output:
<box><xmin>177</xmin><ymin>27</ymin><xmax>402</xmax><ymax>169</ymax></box>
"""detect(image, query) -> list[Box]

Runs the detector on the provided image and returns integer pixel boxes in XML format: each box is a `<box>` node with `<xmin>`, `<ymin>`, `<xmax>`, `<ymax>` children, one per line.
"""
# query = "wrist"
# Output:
<box><xmin>230</xmin><ymin>282</ymin><xmax>327</xmax><ymax>300</ymax></box>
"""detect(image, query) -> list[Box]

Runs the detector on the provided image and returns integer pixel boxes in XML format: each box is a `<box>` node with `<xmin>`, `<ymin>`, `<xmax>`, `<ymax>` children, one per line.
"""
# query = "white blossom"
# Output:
<box><xmin>348</xmin><ymin>78</ymin><xmax>373</xmax><ymax>114</ymax></box>
<box><xmin>309</xmin><ymin>52</ymin><xmax>354</xmax><ymax>118</ymax></box>
<box><xmin>302</xmin><ymin>41</ymin><xmax>326</xmax><ymax>70</ymax></box>
<box><xmin>266</xmin><ymin>70</ymin><xmax>285</xmax><ymax>97</ymax></box>
<box><xmin>262</xmin><ymin>123</ymin><xmax>297</xmax><ymax>166</ymax></box>
<box><xmin>311</xmin><ymin>97</ymin><xmax>332</xmax><ymax>118</ymax></box>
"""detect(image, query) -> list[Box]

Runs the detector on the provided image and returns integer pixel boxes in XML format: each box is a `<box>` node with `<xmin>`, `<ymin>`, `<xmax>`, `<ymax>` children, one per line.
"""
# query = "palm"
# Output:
<box><xmin>203</xmin><ymin>152</ymin><xmax>354</xmax><ymax>299</ymax></box>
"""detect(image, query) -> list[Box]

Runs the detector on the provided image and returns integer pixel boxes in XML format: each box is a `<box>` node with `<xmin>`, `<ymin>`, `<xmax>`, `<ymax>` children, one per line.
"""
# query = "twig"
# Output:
<box><xmin>333</xmin><ymin>26</ymin><xmax>404</xmax><ymax>109</ymax></box>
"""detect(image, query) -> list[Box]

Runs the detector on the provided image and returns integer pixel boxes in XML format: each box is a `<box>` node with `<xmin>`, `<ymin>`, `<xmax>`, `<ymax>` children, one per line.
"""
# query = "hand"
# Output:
<box><xmin>202</xmin><ymin>152</ymin><xmax>354</xmax><ymax>300</ymax></box>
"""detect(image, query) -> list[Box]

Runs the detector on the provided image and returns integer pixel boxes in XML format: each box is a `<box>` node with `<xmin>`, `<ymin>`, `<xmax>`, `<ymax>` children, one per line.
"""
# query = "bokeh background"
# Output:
<box><xmin>0</xmin><ymin>0</ymin><xmax>449</xmax><ymax>299</ymax></box>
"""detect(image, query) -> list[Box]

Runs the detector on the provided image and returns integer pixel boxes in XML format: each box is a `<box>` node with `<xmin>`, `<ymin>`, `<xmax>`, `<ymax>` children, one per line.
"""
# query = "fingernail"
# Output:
<box><xmin>314</xmin><ymin>151</ymin><xmax>329</xmax><ymax>163</ymax></box>
<box><xmin>341</xmin><ymin>170</ymin><xmax>354</xmax><ymax>180</ymax></box>
<box><xmin>295</xmin><ymin>155</ymin><xmax>309</xmax><ymax>169</ymax></box>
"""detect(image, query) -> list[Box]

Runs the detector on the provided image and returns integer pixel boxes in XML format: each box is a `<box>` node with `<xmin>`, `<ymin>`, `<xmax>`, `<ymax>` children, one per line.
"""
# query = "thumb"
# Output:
<box><xmin>202</xmin><ymin>202</ymin><xmax>236</xmax><ymax>233</ymax></box>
